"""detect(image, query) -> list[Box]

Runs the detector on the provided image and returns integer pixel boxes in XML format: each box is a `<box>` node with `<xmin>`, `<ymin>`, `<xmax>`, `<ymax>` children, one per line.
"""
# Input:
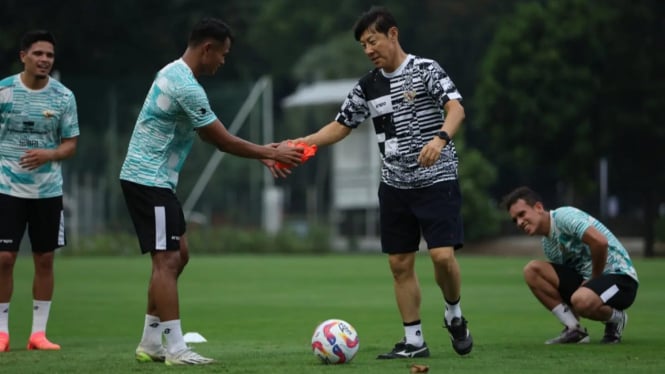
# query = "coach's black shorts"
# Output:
<box><xmin>120</xmin><ymin>180</ymin><xmax>185</xmax><ymax>254</ymax></box>
<box><xmin>551</xmin><ymin>263</ymin><xmax>639</xmax><ymax>310</ymax></box>
<box><xmin>378</xmin><ymin>180</ymin><xmax>464</xmax><ymax>254</ymax></box>
<box><xmin>0</xmin><ymin>193</ymin><xmax>65</xmax><ymax>252</ymax></box>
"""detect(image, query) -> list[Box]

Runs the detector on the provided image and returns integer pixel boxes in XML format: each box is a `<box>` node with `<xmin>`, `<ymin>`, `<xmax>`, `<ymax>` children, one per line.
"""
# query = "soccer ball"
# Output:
<box><xmin>311</xmin><ymin>318</ymin><xmax>359</xmax><ymax>364</ymax></box>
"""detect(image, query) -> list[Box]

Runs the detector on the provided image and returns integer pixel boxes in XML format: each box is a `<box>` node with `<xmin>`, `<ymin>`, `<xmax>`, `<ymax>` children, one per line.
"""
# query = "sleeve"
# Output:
<box><xmin>334</xmin><ymin>83</ymin><xmax>370</xmax><ymax>128</ymax></box>
<box><xmin>174</xmin><ymin>82</ymin><xmax>217</xmax><ymax>129</ymax></box>
<box><xmin>422</xmin><ymin>60</ymin><xmax>462</xmax><ymax>108</ymax></box>
<box><xmin>553</xmin><ymin>207</ymin><xmax>592</xmax><ymax>239</ymax></box>
<box><xmin>60</xmin><ymin>92</ymin><xmax>80</xmax><ymax>138</ymax></box>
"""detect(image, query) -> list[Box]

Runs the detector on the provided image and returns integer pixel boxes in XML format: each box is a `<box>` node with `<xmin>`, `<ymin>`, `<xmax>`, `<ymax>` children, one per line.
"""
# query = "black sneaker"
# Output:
<box><xmin>601</xmin><ymin>311</ymin><xmax>627</xmax><ymax>344</ymax></box>
<box><xmin>445</xmin><ymin>317</ymin><xmax>473</xmax><ymax>355</ymax></box>
<box><xmin>376</xmin><ymin>338</ymin><xmax>430</xmax><ymax>359</ymax></box>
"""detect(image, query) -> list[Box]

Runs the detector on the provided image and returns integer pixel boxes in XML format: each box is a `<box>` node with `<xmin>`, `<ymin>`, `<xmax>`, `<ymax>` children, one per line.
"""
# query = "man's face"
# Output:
<box><xmin>201</xmin><ymin>37</ymin><xmax>231</xmax><ymax>75</ymax></box>
<box><xmin>359</xmin><ymin>27</ymin><xmax>396</xmax><ymax>70</ymax></box>
<box><xmin>20</xmin><ymin>41</ymin><xmax>55</xmax><ymax>79</ymax></box>
<box><xmin>508</xmin><ymin>199</ymin><xmax>545</xmax><ymax>236</ymax></box>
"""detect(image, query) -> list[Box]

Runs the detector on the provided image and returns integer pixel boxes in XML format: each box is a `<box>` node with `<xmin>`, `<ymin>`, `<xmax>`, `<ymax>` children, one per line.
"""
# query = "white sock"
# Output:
<box><xmin>444</xmin><ymin>298</ymin><xmax>462</xmax><ymax>325</ymax></box>
<box><xmin>551</xmin><ymin>303</ymin><xmax>579</xmax><ymax>329</ymax></box>
<box><xmin>404</xmin><ymin>322</ymin><xmax>424</xmax><ymax>347</ymax></box>
<box><xmin>162</xmin><ymin>319</ymin><xmax>187</xmax><ymax>354</ymax></box>
<box><xmin>607</xmin><ymin>309</ymin><xmax>624</xmax><ymax>323</ymax></box>
<box><xmin>31</xmin><ymin>300</ymin><xmax>52</xmax><ymax>334</ymax></box>
<box><xmin>140</xmin><ymin>314</ymin><xmax>162</xmax><ymax>347</ymax></box>
<box><xmin>0</xmin><ymin>303</ymin><xmax>9</xmax><ymax>333</ymax></box>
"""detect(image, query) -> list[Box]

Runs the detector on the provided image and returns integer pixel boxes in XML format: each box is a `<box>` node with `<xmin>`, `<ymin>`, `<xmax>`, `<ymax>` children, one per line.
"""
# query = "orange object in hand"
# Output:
<box><xmin>275</xmin><ymin>141</ymin><xmax>317</xmax><ymax>169</ymax></box>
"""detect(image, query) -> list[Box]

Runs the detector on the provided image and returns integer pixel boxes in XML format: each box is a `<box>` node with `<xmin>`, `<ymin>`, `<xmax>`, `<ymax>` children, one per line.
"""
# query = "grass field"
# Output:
<box><xmin>0</xmin><ymin>254</ymin><xmax>663</xmax><ymax>373</ymax></box>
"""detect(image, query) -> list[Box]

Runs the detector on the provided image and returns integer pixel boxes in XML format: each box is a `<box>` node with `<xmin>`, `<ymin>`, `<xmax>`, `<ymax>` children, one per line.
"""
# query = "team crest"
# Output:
<box><xmin>403</xmin><ymin>90</ymin><xmax>416</xmax><ymax>103</ymax></box>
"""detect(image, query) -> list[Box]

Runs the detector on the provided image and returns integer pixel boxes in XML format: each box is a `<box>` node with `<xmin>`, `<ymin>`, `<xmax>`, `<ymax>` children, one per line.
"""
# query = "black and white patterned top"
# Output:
<box><xmin>335</xmin><ymin>54</ymin><xmax>462</xmax><ymax>189</ymax></box>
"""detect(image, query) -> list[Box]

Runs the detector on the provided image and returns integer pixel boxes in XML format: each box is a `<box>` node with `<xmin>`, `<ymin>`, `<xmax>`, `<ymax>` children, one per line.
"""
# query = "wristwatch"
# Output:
<box><xmin>436</xmin><ymin>130</ymin><xmax>451</xmax><ymax>143</ymax></box>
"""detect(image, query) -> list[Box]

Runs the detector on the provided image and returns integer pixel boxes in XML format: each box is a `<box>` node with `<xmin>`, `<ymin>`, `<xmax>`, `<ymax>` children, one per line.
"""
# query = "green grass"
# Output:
<box><xmin>1</xmin><ymin>254</ymin><xmax>663</xmax><ymax>373</ymax></box>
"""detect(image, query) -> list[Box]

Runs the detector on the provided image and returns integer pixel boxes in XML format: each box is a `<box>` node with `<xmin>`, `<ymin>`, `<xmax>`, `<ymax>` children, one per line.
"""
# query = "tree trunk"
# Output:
<box><xmin>643</xmin><ymin>188</ymin><xmax>656</xmax><ymax>258</ymax></box>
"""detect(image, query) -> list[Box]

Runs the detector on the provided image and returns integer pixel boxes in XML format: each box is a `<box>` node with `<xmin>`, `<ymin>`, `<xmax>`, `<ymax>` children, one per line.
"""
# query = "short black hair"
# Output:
<box><xmin>20</xmin><ymin>30</ymin><xmax>56</xmax><ymax>51</ymax></box>
<box><xmin>500</xmin><ymin>186</ymin><xmax>543</xmax><ymax>211</ymax></box>
<box><xmin>353</xmin><ymin>6</ymin><xmax>398</xmax><ymax>41</ymax></box>
<box><xmin>188</xmin><ymin>17</ymin><xmax>234</xmax><ymax>47</ymax></box>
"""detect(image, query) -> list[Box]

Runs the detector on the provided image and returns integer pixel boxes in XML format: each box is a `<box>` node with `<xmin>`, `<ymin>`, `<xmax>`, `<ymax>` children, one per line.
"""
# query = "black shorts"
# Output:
<box><xmin>551</xmin><ymin>263</ymin><xmax>639</xmax><ymax>310</ymax></box>
<box><xmin>378</xmin><ymin>180</ymin><xmax>464</xmax><ymax>254</ymax></box>
<box><xmin>0</xmin><ymin>193</ymin><xmax>66</xmax><ymax>252</ymax></box>
<box><xmin>120</xmin><ymin>180</ymin><xmax>186</xmax><ymax>254</ymax></box>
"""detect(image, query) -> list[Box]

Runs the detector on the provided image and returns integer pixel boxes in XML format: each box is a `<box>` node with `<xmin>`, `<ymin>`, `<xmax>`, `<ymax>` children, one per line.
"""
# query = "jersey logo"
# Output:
<box><xmin>198</xmin><ymin>108</ymin><xmax>207</xmax><ymax>115</ymax></box>
<box><xmin>368</xmin><ymin>95</ymin><xmax>393</xmax><ymax>117</ymax></box>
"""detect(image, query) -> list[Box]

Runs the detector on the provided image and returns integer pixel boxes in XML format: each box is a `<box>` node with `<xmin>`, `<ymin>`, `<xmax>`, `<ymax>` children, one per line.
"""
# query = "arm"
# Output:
<box><xmin>197</xmin><ymin>119</ymin><xmax>303</xmax><ymax>167</ymax></box>
<box><xmin>19</xmin><ymin>137</ymin><xmax>78</xmax><ymax>170</ymax></box>
<box><xmin>417</xmin><ymin>99</ymin><xmax>465</xmax><ymax>167</ymax></box>
<box><xmin>297</xmin><ymin>120</ymin><xmax>352</xmax><ymax>147</ymax></box>
<box><xmin>581</xmin><ymin>226</ymin><xmax>609</xmax><ymax>279</ymax></box>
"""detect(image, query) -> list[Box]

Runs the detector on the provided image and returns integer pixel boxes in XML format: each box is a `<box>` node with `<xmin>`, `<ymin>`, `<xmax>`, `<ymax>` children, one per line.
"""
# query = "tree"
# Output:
<box><xmin>595</xmin><ymin>0</ymin><xmax>665</xmax><ymax>256</ymax></box>
<box><xmin>475</xmin><ymin>0</ymin><xmax>664</xmax><ymax>255</ymax></box>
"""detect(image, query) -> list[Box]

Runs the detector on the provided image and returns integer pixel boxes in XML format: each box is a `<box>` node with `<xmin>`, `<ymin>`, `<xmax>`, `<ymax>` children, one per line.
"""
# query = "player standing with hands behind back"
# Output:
<box><xmin>119</xmin><ymin>18</ymin><xmax>302</xmax><ymax>365</ymax></box>
<box><xmin>290</xmin><ymin>6</ymin><xmax>473</xmax><ymax>358</ymax></box>
<box><xmin>0</xmin><ymin>30</ymin><xmax>79</xmax><ymax>352</ymax></box>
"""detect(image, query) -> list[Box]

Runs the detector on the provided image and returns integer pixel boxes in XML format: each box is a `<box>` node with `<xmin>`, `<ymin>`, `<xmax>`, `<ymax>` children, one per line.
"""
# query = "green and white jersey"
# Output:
<box><xmin>120</xmin><ymin>59</ymin><xmax>216</xmax><ymax>190</ymax></box>
<box><xmin>542</xmin><ymin>207</ymin><xmax>638</xmax><ymax>282</ymax></box>
<box><xmin>0</xmin><ymin>74</ymin><xmax>79</xmax><ymax>198</ymax></box>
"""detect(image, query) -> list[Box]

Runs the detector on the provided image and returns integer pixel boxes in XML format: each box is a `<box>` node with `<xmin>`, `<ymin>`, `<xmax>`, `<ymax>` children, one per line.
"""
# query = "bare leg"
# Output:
<box><xmin>32</xmin><ymin>252</ymin><xmax>55</xmax><ymax>301</ymax></box>
<box><xmin>0</xmin><ymin>252</ymin><xmax>17</xmax><ymax>303</ymax></box>
<box><xmin>523</xmin><ymin>260</ymin><xmax>563</xmax><ymax>310</ymax></box>
<box><xmin>571</xmin><ymin>288</ymin><xmax>613</xmax><ymax>321</ymax></box>
<box><xmin>429</xmin><ymin>247</ymin><xmax>460</xmax><ymax>302</ymax></box>
<box><xmin>388</xmin><ymin>253</ymin><xmax>420</xmax><ymax>323</ymax></box>
<box><xmin>149</xmin><ymin>233</ymin><xmax>190</xmax><ymax>321</ymax></box>
<box><xmin>150</xmin><ymin>251</ymin><xmax>182</xmax><ymax>322</ymax></box>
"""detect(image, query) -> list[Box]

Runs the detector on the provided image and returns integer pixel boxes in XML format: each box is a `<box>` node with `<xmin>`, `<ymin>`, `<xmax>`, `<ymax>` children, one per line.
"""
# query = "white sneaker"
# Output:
<box><xmin>165</xmin><ymin>348</ymin><xmax>214</xmax><ymax>366</ymax></box>
<box><xmin>135</xmin><ymin>344</ymin><xmax>166</xmax><ymax>362</ymax></box>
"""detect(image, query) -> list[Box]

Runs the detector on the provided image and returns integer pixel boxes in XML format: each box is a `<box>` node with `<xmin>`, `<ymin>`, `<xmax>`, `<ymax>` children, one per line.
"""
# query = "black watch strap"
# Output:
<box><xmin>436</xmin><ymin>130</ymin><xmax>451</xmax><ymax>143</ymax></box>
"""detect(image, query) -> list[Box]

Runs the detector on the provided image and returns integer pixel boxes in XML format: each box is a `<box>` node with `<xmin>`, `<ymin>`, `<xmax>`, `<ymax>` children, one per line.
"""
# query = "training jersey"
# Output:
<box><xmin>120</xmin><ymin>59</ymin><xmax>217</xmax><ymax>191</ymax></box>
<box><xmin>543</xmin><ymin>207</ymin><xmax>638</xmax><ymax>282</ymax></box>
<box><xmin>335</xmin><ymin>54</ymin><xmax>462</xmax><ymax>189</ymax></box>
<box><xmin>0</xmin><ymin>74</ymin><xmax>79</xmax><ymax>198</ymax></box>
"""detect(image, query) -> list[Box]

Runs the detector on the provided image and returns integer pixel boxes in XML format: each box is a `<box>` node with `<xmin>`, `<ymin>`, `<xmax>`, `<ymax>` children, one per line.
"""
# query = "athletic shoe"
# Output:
<box><xmin>601</xmin><ymin>311</ymin><xmax>628</xmax><ymax>344</ymax></box>
<box><xmin>135</xmin><ymin>344</ymin><xmax>167</xmax><ymax>362</ymax></box>
<box><xmin>545</xmin><ymin>326</ymin><xmax>590</xmax><ymax>344</ymax></box>
<box><xmin>0</xmin><ymin>332</ymin><xmax>9</xmax><ymax>352</ymax></box>
<box><xmin>26</xmin><ymin>332</ymin><xmax>60</xmax><ymax>350</ymax></box>
<box><xmin>165</xmin><ymin>348</ymin><xmax>214</xmax><ymax>365</ymax></box>
<box><xmin>376</xmin><ymin>338</ymin><xmax>430</xmax><ymax>359</ymax></box>
<box><xmin>445</xmin><ymin>317</ymin><xmax>473</xmax><ymax>355</ymax></box>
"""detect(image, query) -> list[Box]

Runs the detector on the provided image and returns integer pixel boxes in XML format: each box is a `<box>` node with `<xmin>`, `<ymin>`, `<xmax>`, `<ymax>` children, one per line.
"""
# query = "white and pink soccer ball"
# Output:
<box><xmin>311</xmin><ymin>319</ymin><xmax>360</xmax><ymax>364</ymax></box>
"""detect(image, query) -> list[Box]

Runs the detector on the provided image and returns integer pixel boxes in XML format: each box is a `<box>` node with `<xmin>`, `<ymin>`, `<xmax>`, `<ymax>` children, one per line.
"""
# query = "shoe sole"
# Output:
<box><xmin>376</xmin><ymin>342</ymin><xmax>430</xmax><ymax>359</ymax></box>
<box><xmin>26</xmin><ymin>343</ymin><xmax>61</xmax><ymax>350</ymax></box>
<box><xmin>136</xmin><ymin>351</ymin><xmax>165</xmax><ymax>363</ymax></box>
<box><xmin>545</xmin><ymin>335</ymin><xmax>591</xmax><ymax>344</ymax></box>
<box><xmin>376</xmin><ymin>351</ymin><xmax>430</xmax><ymax>359</ymax></box>
<box><xmin>451</xmin><ymin>334</ymin><xmax>473</xmax><ymax>355</ymax></box>
<box><xmin>165</xmin><ymin>360</ymin><xmax>214</xmax><ymax>366</ymax></box>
